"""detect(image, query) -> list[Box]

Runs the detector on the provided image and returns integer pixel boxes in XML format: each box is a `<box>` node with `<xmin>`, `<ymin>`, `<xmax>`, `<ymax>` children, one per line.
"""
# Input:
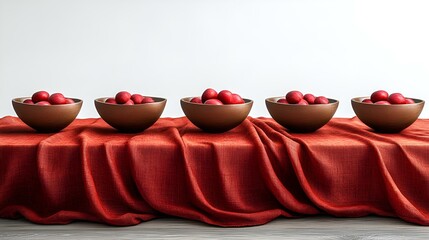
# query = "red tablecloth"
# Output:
<box><xmin>1</xmin><ymin>116</ymin><xmax>429</xmax><ymax>226</ymax></box>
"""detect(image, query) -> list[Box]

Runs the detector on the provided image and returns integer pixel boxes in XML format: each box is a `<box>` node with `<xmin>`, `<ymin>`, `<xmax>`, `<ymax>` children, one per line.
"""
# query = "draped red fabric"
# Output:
<box><xmin>1</xmin><ymin>116</ymin><xmax>429</xmax><ymax>226</ymax></box>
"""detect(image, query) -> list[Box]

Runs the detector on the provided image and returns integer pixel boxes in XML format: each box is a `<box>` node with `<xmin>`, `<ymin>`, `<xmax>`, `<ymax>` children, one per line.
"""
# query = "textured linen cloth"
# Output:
<box><xmin>0</xmin><ymin>116</ymin><xmax>429</xmax><ymax>226</ymax></box>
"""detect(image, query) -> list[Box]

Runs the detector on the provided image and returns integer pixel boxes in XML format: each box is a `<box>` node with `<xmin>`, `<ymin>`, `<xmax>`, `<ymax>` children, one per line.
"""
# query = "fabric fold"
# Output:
<box><xmin>276</xmin><ymin>117</ymin><xmax>429</xmax><ymax>225</ymax></box>
<box><xmin>248</xmin><ymin>118</ymin><xmax>320</xmax><ymax>215</ymax></box>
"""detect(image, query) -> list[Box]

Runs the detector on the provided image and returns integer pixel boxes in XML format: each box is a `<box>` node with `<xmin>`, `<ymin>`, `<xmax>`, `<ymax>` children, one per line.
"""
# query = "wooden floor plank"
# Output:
<box><xmin>1</xmin><ymin>216</ymin><xmax>429</xmax><ymax>239</ymax></box>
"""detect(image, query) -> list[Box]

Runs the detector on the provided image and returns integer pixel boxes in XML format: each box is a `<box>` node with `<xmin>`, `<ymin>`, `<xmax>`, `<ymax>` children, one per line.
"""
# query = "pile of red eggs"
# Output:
<box><xmin>190</xmin><ymin>88</ymin><xmax>245</xmax><ymax>105</ymax></box>
<box><xmin>277</xmin><ymin>91</ymin><xmax>330</xmax><ymax>105</ymax></box>
<box><xmin>361</xmin><ymin>90</ymin><xmax>415</xmax><ymax>105</ymax></box>
<box><xmin>104</xmin><ymin>91</ymin><xmax>155</xmax><ymax>105</ymax></box>
<box><xmin>24</xmin><ymin>91</ymin><xmax>75</xmax><ymax>105</ymax></box>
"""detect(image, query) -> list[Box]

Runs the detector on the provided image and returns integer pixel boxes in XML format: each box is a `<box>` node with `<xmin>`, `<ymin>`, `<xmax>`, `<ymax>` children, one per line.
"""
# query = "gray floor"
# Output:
<box><xmin>1</xmin><ymin>216</ymin><xmax>429</xmax><ymax>240</ymax></box>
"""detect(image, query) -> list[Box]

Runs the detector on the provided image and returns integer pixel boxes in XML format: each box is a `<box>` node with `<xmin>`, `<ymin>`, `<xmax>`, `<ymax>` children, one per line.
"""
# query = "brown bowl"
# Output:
<box><xmin>94</xmin><ymin>97</ymin><xmax>166</xmax><ymax>132</ymax></box>
<box><xmin>351</xmin><ymin>97</ymin><xmax>424</xmax><ymax>133</ymax></box>
<box><xmin>12</xmin><ymin>97</ymin><xmax>83</xmax><ymax>132</ymax></box>
<box><xmin>180</xmin><ymin>97</ymin><xmax>253</xmax><ymax>133</ymax></box>
<box><xmin>265</xmin><ymin>97</ymin><xmax>339</xmax><ymax>132</ymax></box>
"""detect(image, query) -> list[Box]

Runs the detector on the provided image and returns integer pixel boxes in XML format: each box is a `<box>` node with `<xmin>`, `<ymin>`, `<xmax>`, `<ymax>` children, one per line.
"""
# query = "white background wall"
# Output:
<box><xmin>1</xmin><ymin>0</ymin><xmax>429</xmax><ymax>118</ymax></box>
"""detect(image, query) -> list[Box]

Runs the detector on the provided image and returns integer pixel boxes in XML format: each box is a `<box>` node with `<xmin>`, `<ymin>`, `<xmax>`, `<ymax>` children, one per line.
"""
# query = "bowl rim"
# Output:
<box><xmin>95</xmin><ymin>96</ymin><xmax>167</xmax><ymax>106</ymax></box>
<box><xmin>12</xmin><ymin>97</ymin><xmax>83</xmax><ymax>106</ymax></box>
<box><xmin>265</xmin><ymin>96</ymin><xmax>338</xmax><ymax>105</ymax></box>
<box><xmin>351</xmin><ymin>97</ymin><xmax>425</xmax><ymax>105</ymax></box>
<box><xmin>180</xmin><ymin>97</ymin><xmax>253</xmax><ymax>106</ymax></box>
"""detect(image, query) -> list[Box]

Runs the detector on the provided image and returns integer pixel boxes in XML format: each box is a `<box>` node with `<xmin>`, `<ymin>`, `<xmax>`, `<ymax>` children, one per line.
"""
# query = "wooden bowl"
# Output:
<box><xmin>94</xmin><ymin>97</ymin><xmax>166</xmax><ymax>132</ymax></box>
<box><xmin>180</xmin><ymin>97</ymin><xmax>253</xmax><ymax>133</ymax></box>
<box><xmin>351</xmin><ymin>97</ymin><xmax>424</xmax><ymax>133</ymax></box>
<box><xmin>12</xmin><ymin>97</ymin><xmax>83</xmax><ymax>132</ymax></box>
<box><xmin>265</xmin><ymin>97</ymin><xmax>339</xmax><ymax>132</ymax></box>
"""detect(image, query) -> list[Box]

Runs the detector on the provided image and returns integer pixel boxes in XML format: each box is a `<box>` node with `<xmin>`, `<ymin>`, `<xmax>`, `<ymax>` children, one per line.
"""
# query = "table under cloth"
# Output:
<box><xmin>0</xmin><ymin>116</ymin><xmax>429</xmax><ymax>227</ymax></box>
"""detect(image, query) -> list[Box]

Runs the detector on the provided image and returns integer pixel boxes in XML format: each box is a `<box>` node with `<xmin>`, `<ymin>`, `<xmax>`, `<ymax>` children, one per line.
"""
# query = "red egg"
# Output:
<box><xmin>405</xmin><ymin>98</ymin><xmax>415</xmax><ymax>104</ymax></box>
<box><xmin>36</xmin><ymin>101</ymin><xmax>51</xmax><ymax>105</ymax></box>
<box><xmin>32</xmin><ymin>91</ymin><xmax>49</xmax><ymax>103</ymax></box>
<box><xmin>370</xmin><ymin>90</ymin><xmax>389</xmax><ymax>103</ymax></box>
<box><xmin>201</xmin><ymin>88</ymin><xmax>218</xmax><ymax>102</ymax></box>
<box><xmin>217</xmin><ymin>90</ymin><xmax>233</xmax><ymax>104</ymax></box>
<box><xmin>303</xmin><ymin>93</ymin><xmax>316</xmax><ymax>104</ymax></box>
<box><xmin>141</xmin><ymin>97</ymin><xmax>155</xmax><ymax>103</ymax></box>
<box><xmin>297</xmin><ymin>99</ymin><xmax>309</xmax><ymax>105</ymax></box>
<box><xmin>115</xmin><ymin>91</ymin><xmax>131</xmax><ymax>104</ymax></box>
<box><xmin>375</xmin><ymin>100</ymin><xmax>391</xmax><ymax>105</ymax></box>
<box><xmin>105</xmin><ymin>98</ymin><xmax>116</xmax><ymax>104</ymax></box>
<box><xmin>361</xmin><ymin>99</ymin><xmax>373</xmax><ymax>104</ymax></box>
<box><xmin>124</xmin><ymin>100</ymin><xmax>134</xmax><ymax>105</ymax></box>
<box><xmin>190</xmin><ymin>97</ymin><xmax>202</xmax><ymax>103</ymax></box>
<box><xmin>204</xmin><ymin>99</ymin><xmax>223</xmax><ymax>105</ymax></box>
<box><xmin>49</xmin><ymin>93</ymin><xmax>66</xmax><ymax>105</ymax></box>
<box><xmin>314</xmin><ymin>96</ymin><xmax>329</xmax><ymax>104</ymax></box>
<box><xmin>388</xmin><ymin>93</ymin><xmax>406</xmax><ymax>104</ymax></box>
<box><xmin>277</xmin><ymin>98</ymin><xmax>288</xmax><ymax>104</ymax></box>
<box><xmin>23</xmin><ymin>99</ymin><xmax>34</xmax><ymax>104</ymax></box>
<box><xmin>64</xmin><ymin>98</ymin><xmax>75</xmax><ymax>104</ymax></box>
<box><xmin>230</xmin><ymin>93</ymin><xmax>245</xmax><ymax>104</ymax></box>
<box><xmin>286</xmin><ymin>91</ymin><xmax>303</xmax><ymax>104</ymax></box>
<box><xmin>131</xmin><ymin>94</ymin><xmax>144</xmax><ymax>104</ymax></box>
